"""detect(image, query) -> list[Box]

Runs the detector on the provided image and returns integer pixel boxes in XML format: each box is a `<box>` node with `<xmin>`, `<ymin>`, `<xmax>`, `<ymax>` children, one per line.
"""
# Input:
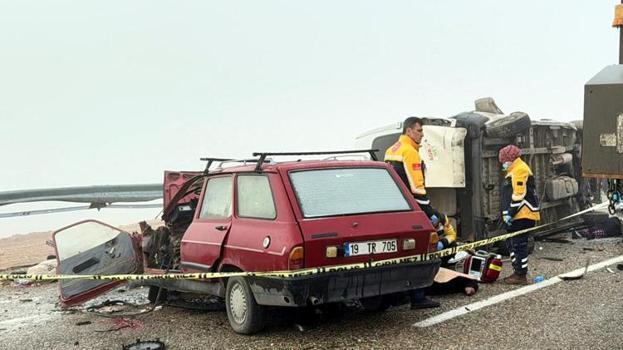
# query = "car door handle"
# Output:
<box><xmin>215</xmin><ymin>225</ymin><xmax>229</xmax><ymax>231</ymax></box>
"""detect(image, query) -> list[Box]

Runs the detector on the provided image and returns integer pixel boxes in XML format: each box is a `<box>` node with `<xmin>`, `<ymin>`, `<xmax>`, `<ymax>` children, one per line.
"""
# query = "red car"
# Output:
<box><xmin>53</xmin><ymin>151</ymin><xmax>440</xmax><ymax>334</ymax></box>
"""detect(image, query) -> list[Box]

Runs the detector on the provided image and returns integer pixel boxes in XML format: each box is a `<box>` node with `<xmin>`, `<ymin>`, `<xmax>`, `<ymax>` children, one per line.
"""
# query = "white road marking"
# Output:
<box><xmin>0</xmin><ymin>314</ymin><xmax>55</xmax><ymax>330</ymax></box>
<box><xmin>414</xmin><ymin>254</ymin><xmax>623</xmax><ymax>328</ymax></box>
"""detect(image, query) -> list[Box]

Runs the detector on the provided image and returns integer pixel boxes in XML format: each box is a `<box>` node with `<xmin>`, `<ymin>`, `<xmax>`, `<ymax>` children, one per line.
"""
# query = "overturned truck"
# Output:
<box><xmin>355</xmin><ymin>97</ymin><xmax>603</xmax><ymax>244</ymax></box>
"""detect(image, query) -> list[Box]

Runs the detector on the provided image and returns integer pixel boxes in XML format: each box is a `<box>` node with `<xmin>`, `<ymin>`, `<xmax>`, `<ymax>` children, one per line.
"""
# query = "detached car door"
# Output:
<box><xmin>53</xmin><ymin>220</ymin><xmax>142</xmax><ymax>307</ymax></box>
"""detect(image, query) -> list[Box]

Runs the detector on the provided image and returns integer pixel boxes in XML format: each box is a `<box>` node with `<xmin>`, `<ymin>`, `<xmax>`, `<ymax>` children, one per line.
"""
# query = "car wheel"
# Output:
<box><xmin>360</xmin><ymin>296</ymin><xmax>390</xmax><ymax>312</ymax></box>
<box><xmin>147</xmin><ymin>286</ymin><xmax>168</xmax><ymax>304</ymax></box>
<box><xmin>225</xmin><ymin>277</ymin><xmax>266</xmax><ymax>334</ymax></box>
<box><xmin>485</xmin><ymin>112</ymin><xmax>531</xmax><ymax>138</ymax></box>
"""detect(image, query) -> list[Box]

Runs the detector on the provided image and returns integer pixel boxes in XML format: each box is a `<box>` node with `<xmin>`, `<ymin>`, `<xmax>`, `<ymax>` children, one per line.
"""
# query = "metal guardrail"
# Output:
<box><xmin>0</xmin><ymin>184</ymin><xmax>164</xmax><ymax>218</ymax></box>
<box><xmin>0</xmin><ymin>184</ymin><xmax>162</xmax><ymax>207</ymax></box>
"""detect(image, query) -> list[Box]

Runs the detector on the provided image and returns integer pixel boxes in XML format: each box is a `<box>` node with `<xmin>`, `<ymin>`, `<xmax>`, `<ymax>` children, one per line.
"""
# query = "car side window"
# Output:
<box><xmin>237</xmin><ymin>175</ymin><xmax>276</xmax><ymax>220</ymax></box>
<box><xmin>199</xmin><ymin>176</ymin><xmax>233</xmax><ymax>219</ymax></box>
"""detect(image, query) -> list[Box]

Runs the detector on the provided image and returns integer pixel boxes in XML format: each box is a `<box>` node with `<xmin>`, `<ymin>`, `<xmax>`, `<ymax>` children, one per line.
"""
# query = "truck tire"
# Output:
<box><xmin>225</xmin><ymin>277</ymin><xmax>266</xmax><ymax>334</ymax></box>
<box><xmin>485</xmin><ymin>112</ymin><xmax>531</xmax><ymax>138</ymax></box>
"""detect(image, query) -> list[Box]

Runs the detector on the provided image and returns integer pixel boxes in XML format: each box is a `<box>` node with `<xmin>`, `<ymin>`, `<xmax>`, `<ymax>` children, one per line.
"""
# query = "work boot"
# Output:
<box><xmin>410</xmin><ymin>297</ymin><xmax>440</xmax><ymax>310</ymax></box>
<box><xmin>503</xmin><ymin>273</ymin><xmax>529</xmax><ymax>285</ymax></box>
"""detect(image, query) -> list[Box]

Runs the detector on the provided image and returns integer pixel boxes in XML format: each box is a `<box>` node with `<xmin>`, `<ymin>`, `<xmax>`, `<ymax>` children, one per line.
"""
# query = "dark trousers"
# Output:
<box><xmin>506</xmin><ymin>219</ymin><xmax>536</xmax><ymax>276</ymax></box>
<box><xmin>409</xmin><ymin>288</ymin><xmax>426</xmax><ymax>304</ymax></box>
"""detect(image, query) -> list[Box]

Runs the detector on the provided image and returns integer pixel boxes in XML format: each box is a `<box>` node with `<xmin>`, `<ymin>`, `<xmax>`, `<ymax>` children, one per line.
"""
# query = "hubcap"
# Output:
<box><xmin>229</xmin><ymin>282</ymin><xmax>247</xmax><ymax>324</ymax></box>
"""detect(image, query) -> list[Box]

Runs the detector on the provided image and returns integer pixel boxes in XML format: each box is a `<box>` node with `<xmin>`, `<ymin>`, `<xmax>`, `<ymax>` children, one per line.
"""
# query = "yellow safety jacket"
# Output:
<box><xmin>385</xmin><ymin>135</ymin><xmax>456</xmax><ymax>245</ymax></box>
<box><xmin>384</xmin><ymin>135</ymin><xmax>429</xmax><ymax>206</ymax></box>
<box><xmin>501</xmin><ymin>158</ymin><xmax>541</xmax><ymax>221</ymax></box>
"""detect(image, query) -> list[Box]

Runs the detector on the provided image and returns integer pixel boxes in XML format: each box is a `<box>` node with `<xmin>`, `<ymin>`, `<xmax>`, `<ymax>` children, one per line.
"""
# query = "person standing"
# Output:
<box><xmin>498</xmin><ymin>145</ymin><xmax>540</xmax><ymax>285</ymax></box>
<box><xmin>384</xmin><ymin>116</ymin><xmax>457</xmax><ymax>309</ymax></box>
<box><xmin>384</xmin><ymin>117</ymin><xmax>457</xmax><ymax>250</ymax></box>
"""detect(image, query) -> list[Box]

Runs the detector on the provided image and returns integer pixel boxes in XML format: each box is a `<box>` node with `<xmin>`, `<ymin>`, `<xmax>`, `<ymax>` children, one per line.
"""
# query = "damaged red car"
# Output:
<box><xmin>53</xmin><ymin>151</ymin><xmax>441</xmax><ymax>334</ymax></box>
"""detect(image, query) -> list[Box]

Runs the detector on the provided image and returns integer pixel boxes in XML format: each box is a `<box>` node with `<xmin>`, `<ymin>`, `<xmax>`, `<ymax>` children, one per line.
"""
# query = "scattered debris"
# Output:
<box><xmin>533</xmin><ymin>275</ymin><xmax>545</xmax><ymax>283</ymax></box>
<box><xmin>122</xmin><ymin>339</ymin><xmax>166</xmax><ymax>350</ymax></box>
<box><xmin>96</xmin><ymin>318</ymin><xmax>144</xmax><ymax>333</ymax></box>
<box><xmin>606</xmin><ymin>268</ymin><xmax>615</xmax><ymax>274</ymax></box>
<box><xmin>541</xmin><ymin>238</ymin><xmax>573</xmax><ymax>244</ymax></box>
<box><xmin>75</xmin><ymin>321</ymin><xmax>91</xmax><ymax>326</ymax></box>
<box><xmin>560</xmin><ymin>258</ymin><xmax>591</xmax><ymax>281</ymax></box>
<box><xmin>539</xmin><ymin>257</ymin><xmax>564</xmax><ymax>262</ymax></box>
<box><xmin>582</xmin><ymin>247</ymin><xmax>594</xmax><ymax>251</ymax></box>
<box><xmin>25</xmin><ymin>259</ymin><xmax>57</xmax><ymax>280</ymax></box>
<box><xmin>87</xmin><ymin>300</ymin><xmax>130</xmax><ymax>315</ymax></box>
<box><xmin>617</xmin><ymin>264</ymin><xmax>623</xmax><ymax>271</ymax></box>
<box><xmin>19</xmin><ymin>298</ymin><xmax>33</xmax><ymax>303</ymax></box>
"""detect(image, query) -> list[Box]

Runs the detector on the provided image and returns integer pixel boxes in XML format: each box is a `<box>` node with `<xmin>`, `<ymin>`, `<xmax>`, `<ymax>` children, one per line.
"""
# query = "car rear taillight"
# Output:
<box><xmin>429</xmin><ymin>232</ymin><xmax>439</xmax><ymax>253</ymax></box>
<box><xmin>403</xmin><ymin>238</ymin><xmax>416</xmax><ymax>251</ymax></box>
<box><xmin>288</xmin><ymin>246</ymin><xmax>304</xmax><ymax>270</ymax></box>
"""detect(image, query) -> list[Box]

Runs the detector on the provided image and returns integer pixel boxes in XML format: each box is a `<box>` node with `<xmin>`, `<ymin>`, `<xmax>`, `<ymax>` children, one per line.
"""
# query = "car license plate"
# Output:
<box><xmin>344</xmin><ymin>239</ymin><xmax>397</xmax><ymax>256</ymax></box>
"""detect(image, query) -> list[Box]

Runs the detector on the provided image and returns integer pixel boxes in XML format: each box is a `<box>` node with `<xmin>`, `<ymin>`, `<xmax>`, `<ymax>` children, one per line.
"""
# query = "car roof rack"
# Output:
<box><xmin>251</xmin><ymin>149</ymin><xmax>379</xmax><ymax>172</ymax></box>
<box><xmin>199</xmin><ymin>157</ymin><xmax>269</xmax><ymax>174</ymax></box>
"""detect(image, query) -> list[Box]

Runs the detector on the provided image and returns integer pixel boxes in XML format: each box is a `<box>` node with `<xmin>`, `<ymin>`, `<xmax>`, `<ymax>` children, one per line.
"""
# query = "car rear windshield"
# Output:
<box><xmin>289</xmin><ymin>167</ymin><xmax>411</xmax><ymax>218</ymax></box>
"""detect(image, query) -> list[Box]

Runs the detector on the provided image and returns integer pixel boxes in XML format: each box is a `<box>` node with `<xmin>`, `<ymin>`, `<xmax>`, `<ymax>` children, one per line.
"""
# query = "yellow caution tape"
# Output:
<box><xmin>0</xmin><ymin>203</ymin><xmax>608</xmax><ymax>282</ymax></box>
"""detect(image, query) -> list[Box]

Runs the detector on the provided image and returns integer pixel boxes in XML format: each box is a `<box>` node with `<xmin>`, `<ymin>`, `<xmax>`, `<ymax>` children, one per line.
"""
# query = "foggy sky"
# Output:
<box><xmin>0</xmin><ymin>1</ymin><xmax>619</xmax><ymax>237</ymax></box>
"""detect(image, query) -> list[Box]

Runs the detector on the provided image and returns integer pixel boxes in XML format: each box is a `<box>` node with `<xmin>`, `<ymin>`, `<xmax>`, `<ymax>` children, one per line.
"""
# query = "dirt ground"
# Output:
<box><xmin>0</xmin><ymin>231</ymin><xmax>54</xmax><ymax>270</ymax></box>
<box><xmin>0</xmin><ymin>220</ymin><xmax>162</xmax><ymax>271</ymax></box>
<box><xmin>2</xmin><ymin>236</ymin><xmax>622</xmax><ymax>349</ymax></box>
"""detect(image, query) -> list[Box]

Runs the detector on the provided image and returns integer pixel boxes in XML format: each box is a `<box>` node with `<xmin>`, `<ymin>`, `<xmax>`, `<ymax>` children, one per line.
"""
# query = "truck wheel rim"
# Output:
<box><xmin>229</xmin><ymin>283</ymin><xmax>247</xmax><ymax>324</ymax></box>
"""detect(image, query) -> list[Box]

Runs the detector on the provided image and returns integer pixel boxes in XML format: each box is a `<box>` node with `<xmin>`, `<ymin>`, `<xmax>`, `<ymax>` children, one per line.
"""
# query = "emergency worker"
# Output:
<box><xmin>384</xmin><ymin>117</ymin><xmax>457</xmax><ymax>250</ymax></box>
<box><xmin>384</xmin><ymin>116</ymin><xmax>457</xmax><ymax>309</ymax></box>
<box><xmin>498</xmin><ymin>145</ymin><xmax>540</xmax><ymax>285</ymax></box>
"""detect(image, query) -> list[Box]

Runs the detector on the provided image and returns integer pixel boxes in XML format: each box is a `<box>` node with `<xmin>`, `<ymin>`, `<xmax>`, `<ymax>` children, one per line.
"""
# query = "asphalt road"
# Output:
<box><xmin>2</xmin><ymin>237</ymin><xmax>623</xmax><ymax>350</ymax></box>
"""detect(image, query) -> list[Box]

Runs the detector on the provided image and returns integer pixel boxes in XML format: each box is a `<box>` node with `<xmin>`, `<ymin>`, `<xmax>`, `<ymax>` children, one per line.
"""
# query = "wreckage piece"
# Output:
<box><xmin>53</xmin><ymin>220</ymin><xmax>143</xmax><ymax>307</ymax></box>
<box><xmin>539</xmin><ymin>257</ymin><xmax>564</xmax><ymax>262</ymax></box>
<box><xmin>122</xmin><ymin>339</ymin><xmax>165</xmax><ymax>350</ymax></box>
<box><xmin>559</xmin><ymin>258</ymin><xmax>591</xmax><ymax>281</ymax></box>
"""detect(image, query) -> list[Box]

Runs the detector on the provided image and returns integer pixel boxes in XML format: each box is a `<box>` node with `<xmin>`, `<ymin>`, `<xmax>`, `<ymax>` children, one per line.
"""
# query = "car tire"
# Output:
<box><xmin>225</xmin><ymin>277</ymin><xmax>266</xmax><ymax>334</ymax></box>
<box><xmin>485</xmin><ymin>112</ymin><xmax>531</xmax><ymax>138</ymax></box>
<box><xmin>360</xmin><ymin>296</ymin><xmax>391</xmax><ymax>312</ymax></box>
<box><xmin>147</xmin><ymin>286</ymin><xmax>168</xmax><ymax>304</ymax></box>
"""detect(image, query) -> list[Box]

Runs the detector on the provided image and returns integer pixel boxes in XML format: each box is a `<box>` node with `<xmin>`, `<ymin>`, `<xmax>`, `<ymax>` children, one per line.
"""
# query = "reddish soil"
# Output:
<box><xmin>0</xmin><ymin>220</ymin><xmax>162</xmax><ymax>271</ymax></box>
